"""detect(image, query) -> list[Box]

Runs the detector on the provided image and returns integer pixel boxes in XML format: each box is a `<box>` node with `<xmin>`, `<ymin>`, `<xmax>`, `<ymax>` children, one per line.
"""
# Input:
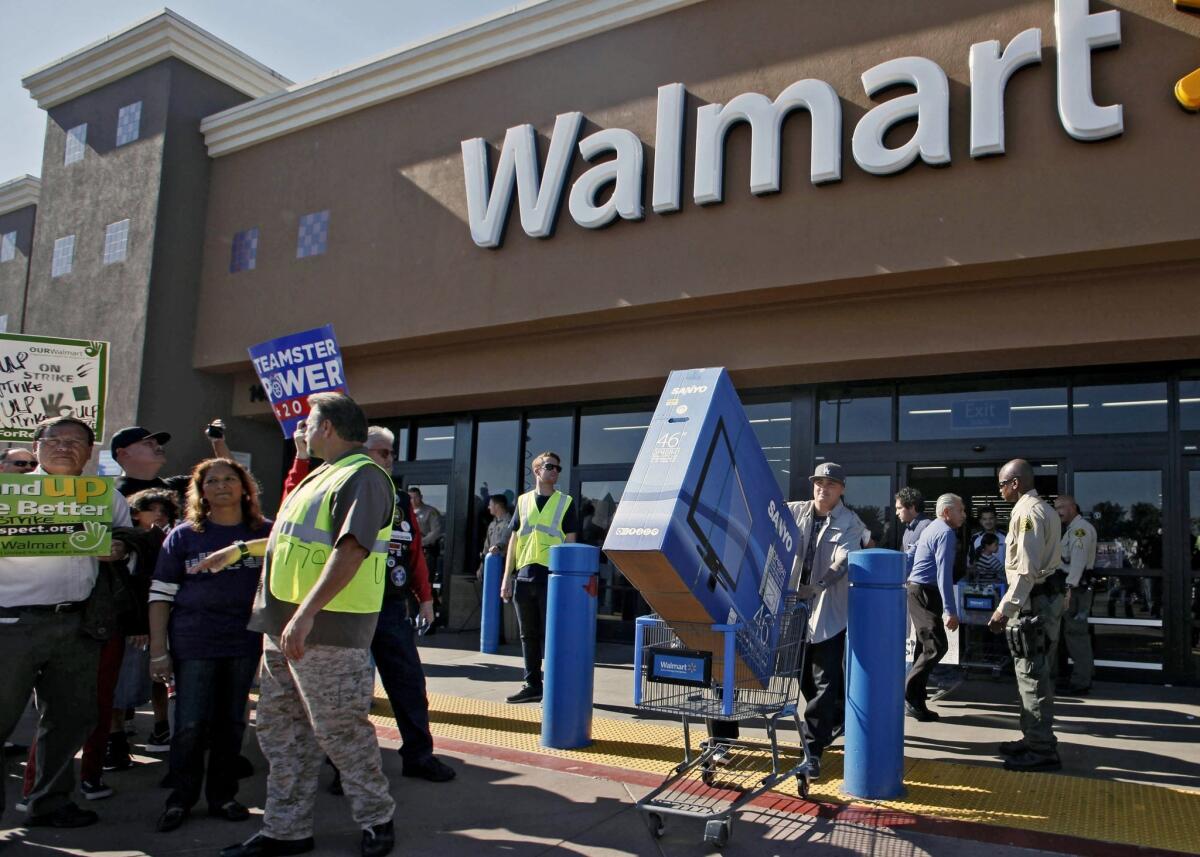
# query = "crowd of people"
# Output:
<box><xmin>0</xmin><ymin>394</ymin><xmax>459</xmax><ymax>857</ymax></box>
<box><xmin>0</xmin><ymin>393</ymin><xmax>1102</xmax><ymax>853</ymax></box>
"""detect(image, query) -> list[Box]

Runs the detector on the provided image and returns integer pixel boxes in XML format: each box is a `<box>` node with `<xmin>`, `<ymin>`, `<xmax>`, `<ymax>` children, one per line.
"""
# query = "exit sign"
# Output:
<box><xmin>952</xmin><ymin>399</ymin><xmax>1011</xmax><ymax>430</ymax></box>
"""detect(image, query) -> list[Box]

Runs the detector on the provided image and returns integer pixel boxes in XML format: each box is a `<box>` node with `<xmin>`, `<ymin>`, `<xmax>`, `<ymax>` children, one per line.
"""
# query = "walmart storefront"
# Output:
<box><xmin>19</xmin><ymin>1</ymin><xmax>1199</xmax><ymax>681</ymax></box>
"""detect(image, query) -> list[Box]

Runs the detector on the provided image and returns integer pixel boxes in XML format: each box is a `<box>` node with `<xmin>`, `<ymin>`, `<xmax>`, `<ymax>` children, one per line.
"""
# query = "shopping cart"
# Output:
<box><xmin>631</xmin><ymin>597</ymin><xmax>816</xmax><ymax>848</ymax></box>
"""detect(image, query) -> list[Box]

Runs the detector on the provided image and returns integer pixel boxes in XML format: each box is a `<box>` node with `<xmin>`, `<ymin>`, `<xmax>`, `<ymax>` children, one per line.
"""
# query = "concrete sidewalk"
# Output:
<box><xmin>2</xmin><ymin>628</ymin><xmax>1197</xmax><ymax>856</ymax></box>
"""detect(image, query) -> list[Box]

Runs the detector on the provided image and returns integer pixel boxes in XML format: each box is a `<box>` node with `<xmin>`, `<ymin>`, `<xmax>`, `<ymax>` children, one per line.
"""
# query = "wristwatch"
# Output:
<box><xmin>233</xmin><ymin>540</ymin><xmax>250</xmax><ymax>561</ymax></box>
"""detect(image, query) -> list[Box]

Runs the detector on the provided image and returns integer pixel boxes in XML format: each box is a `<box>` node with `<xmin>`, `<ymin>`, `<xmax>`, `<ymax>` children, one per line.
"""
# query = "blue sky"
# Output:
<box><xmin>0</xmin><ymin>0</ymin><xmax>518</xmax><ymax>180</ymax></box>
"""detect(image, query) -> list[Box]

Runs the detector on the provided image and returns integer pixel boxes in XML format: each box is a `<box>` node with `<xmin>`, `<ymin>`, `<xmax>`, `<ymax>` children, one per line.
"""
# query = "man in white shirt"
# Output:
<box><xmin>0</xmin><ymin>417</ymin><xmax>131</xmax><ymax>828</ymax></box>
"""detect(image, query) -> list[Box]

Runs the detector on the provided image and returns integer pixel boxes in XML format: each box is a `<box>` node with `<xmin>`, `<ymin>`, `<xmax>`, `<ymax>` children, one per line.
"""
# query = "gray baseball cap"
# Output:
<box><xmin>809</xmin><ymin>462</ymin><xmax>846</xmax><ymax>485</ymax></box>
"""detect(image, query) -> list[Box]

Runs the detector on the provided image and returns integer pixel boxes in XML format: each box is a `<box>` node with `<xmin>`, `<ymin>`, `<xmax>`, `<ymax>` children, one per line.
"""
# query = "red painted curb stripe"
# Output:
<box><xmin>375</xmin><ymin>723</ymin><xmax>1193</xmax><ymax>857</ymax></box>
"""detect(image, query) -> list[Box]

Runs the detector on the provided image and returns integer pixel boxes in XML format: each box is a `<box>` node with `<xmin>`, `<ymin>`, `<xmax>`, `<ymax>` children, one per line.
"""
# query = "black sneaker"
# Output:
<box><xmin>28</xmin><ymin>802</ymin><xmax>99</xmax><ymax>828</ymax></box>
<box><xmin>998</xmin><ymin>738</ymin><xmax>1029</xmax><ymax>757</ymax></box>
<box><xmin>103</xmin><ymin>732</ymin><xmax>134</xmax><ymax>771</ymax></box>
<box><xmin>401</xmin><ymin>755</ymin><xmax>456</xmax><ymax>782</ymax></box>
<box><xmin>506</xmin><ymin>684</ymin><xmax>542</xmax><ymax>703</ymax></box>
<box><xmin>80</xmin><ymin>779</ymin><xmax>114</xmax><ymax>800</ymax></box>
<box><xmin>145</xmin><ymin>721</ymin><xmax>171</xmax><ymax>752</ymax></box>
<box><xmin>1003</xmin><ymin>749</ymin><xmax>1062</xmax><ymax>772</ymax></box>
<box><xmin>209</xmin><ymin>800</ymin><xmax>251</xmax><ymax>822</ymax></box>
<box><xmin>361</xmin><ymin>820</ymin><xmax>395</xmax><ymax>857</ymax></box>
<box><xmin>904</xmin><ymin>701</ymin><xmax>940</xmax><ymax>722</ymax></box>
<box><xmin>156</xmin><ymin>805</ymin><xmax>188</xmax><ymax>832</ymax></box>
<box><xmin>220</xmin><ymin>832</ymin><xmax>315</xmax><ymax>857</ymax></box>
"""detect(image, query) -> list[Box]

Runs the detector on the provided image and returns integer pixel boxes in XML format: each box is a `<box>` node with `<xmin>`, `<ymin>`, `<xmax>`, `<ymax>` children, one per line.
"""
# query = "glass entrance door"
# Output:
<box><xmin>392</xmin><ymin>461</ymin><xmax>452</xmax><ymax>629</ymax></box>
<box><xmin>1185</xmin><ymin>467</ymin><xmax>1200</xmax><ymax>681</ymax></box>
<box><xmin>571</xmin><ymin>464</ymin><xmax>645</xmax><ymax>641</ymax></box>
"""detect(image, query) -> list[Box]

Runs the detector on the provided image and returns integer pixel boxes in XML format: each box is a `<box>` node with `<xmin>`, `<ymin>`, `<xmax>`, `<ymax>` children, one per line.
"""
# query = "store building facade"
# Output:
<box><xmin>6</xmin><ymin>0</ymin><xmax>1200</xmax><ymax>680</ymax></box>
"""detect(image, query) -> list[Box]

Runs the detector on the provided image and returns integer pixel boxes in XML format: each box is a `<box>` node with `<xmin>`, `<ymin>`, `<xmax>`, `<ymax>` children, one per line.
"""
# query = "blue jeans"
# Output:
<box><xmin>168</xmin><ymin>654</ymin><xmax>259</xmax><ymax>810</ymax></box>
<box><xmin>371</xmin><ymin>596</ymin><xmax>434</xmax><ymax>763</ymax></box>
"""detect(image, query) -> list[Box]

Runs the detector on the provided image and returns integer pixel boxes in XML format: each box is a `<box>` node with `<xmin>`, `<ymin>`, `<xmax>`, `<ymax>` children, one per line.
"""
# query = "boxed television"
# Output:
<box><xmin>603</xmin><ymin>367</ymin><xmax>799</xmax><ymax>688</ymax></box>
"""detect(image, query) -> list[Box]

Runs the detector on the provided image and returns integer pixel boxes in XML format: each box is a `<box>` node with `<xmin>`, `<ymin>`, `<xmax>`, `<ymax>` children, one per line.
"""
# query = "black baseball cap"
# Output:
<box><xmin>110</xmin><ymin>426</ymin><xmax>172</xmax><ymax>457</ymax></box>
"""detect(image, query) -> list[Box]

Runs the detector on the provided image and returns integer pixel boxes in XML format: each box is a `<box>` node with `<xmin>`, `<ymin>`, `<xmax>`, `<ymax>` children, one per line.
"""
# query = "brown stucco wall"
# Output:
<box><xmin>196</xmin><ymin>0</ymin><xmax>1200</xmax><ymax>417</ymax></box>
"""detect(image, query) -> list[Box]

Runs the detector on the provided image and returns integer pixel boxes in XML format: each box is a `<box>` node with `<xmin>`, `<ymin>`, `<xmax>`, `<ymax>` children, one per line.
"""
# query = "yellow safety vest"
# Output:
<box><xmin>268</xmin><ymin>453</ymin><xmax>393</xmax><ymax>614</ymax></box>
<box><xmin>514</xmin><ymin>489</ymin><xmax>572</xmax><ymax>569</ymax></box>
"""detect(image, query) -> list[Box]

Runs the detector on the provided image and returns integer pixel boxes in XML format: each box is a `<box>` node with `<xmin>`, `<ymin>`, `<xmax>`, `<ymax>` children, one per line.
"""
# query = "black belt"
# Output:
<box><xmin>0</xmin><ymin>601</ymin><xmax>84</xmax><ymax>617</ymax></box>
<box><xmin>1030</xmin><ymin>570</ymin><xmax>1067</xmax><ymax>598</ymax></box>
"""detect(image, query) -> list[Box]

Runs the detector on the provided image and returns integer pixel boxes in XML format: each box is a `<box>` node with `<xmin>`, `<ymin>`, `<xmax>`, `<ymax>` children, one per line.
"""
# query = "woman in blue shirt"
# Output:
<box><xmin>148</xmin><ymin>458</ymin><xmax>271</xmax><ymax>833</ymax></box>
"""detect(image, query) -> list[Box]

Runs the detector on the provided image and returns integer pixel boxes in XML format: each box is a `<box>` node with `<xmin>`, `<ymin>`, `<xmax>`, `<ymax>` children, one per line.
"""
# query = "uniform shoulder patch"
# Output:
<box><xmin>1021</xmin><ymin>517</ymin><xmax>1034</xmax><ymax>532</ymax></box>
<box><xmin>1074</xmin><ymin>528</ymin><xmax>1086</xmax><ymax>537</ymax></box>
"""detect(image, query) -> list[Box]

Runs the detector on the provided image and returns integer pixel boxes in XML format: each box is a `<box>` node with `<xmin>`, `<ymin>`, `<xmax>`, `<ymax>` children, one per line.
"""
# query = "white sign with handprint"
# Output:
<box><xmin>0</xmin><ymin>474</ymin><xmax>114</xmax><ymax>557</ymax></box>
<box><xmin>0</xmin><ymin>332</ymin><xmax>109</xmax><ymax>442</ymax></box>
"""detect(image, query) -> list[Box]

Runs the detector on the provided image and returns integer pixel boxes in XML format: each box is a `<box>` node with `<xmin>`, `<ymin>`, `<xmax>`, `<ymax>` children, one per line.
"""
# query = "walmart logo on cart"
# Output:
<box><xmin>462</xmin><ymin>0</ymin><xmax>1125</xmax><ymax>248</ymax></box>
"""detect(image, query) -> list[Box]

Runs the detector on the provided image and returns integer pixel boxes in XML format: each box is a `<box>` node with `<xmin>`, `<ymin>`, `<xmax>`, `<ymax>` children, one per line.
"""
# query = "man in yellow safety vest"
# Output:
<box><xmin>218</xmin><ymin>393</ymin><xmax>397</xmax><ymax>857</ymax></box>
<box><xmin>501</xmin><ymin>451</ymin><xmax>577</xmax><ymax>703</ymax></box>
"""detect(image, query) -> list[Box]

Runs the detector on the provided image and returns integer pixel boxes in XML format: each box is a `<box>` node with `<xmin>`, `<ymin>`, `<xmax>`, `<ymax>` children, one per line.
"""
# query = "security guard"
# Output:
<box><xmin>988</xmin><ymin>458</ymin><xmax>1063</xmax><ymax>772</ymax></box>
<box><xmin>500</xmin><ymin>451</ymin><xmax>577</xmax><ymax>704</ymax></box>
<box><xmin>1053</xmin><ymin>494</ymin><xmax>1098</xmax><ymax>695</ymax></box>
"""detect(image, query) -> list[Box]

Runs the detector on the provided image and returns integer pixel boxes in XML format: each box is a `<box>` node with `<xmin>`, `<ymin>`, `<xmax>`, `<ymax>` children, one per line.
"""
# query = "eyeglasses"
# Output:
<box><xmin>8</xmin><ymin>459</ymin><xmax>37</xmax><ymax>469</ymax></box>
<box><xmin>997</xmin><ymin>476</ymin><xmax>1017</xmax><ymax>489</ymax></box>
<box><xmin>369</xmin><ymin>448</ymin><xmax>395</xmax><ymax>459</ymax></box>
<box><xmin>540</xmin><ymin>463</ymin><xmax>562</xmax><ymax>472</ymax></box>
<box><xmin>38</xmin><ymin>437</ymin><xmax>88</xmax><ymax>451</ymax></box>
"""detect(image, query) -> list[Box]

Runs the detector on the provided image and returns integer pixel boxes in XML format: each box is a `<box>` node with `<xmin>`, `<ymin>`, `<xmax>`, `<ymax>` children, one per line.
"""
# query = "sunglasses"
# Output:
<box><xmin>997</xmin><ymin>476</ymin><xmax>1017</xmax><ymax>489</ymax></box>
<box><xmin>540</xmin><ymin>463</ymin><xmax>562</xmax><ymax>472</ymax></box>
<box><xmin>9</xmin><ymin>459</ymin><xmax>37</xmax><ymax>469</ymax></box>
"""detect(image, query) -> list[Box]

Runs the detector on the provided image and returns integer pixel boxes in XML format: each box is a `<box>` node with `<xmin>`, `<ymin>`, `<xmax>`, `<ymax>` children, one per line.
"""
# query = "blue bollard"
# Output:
<box><xmin>541</xmin><ymin>543</ymin><xmax>600</xmax><ymax>749</ymax></box>
<box><xmin>843</xmin><ymin>548</ymin><xmax>907</xmax><ymax>799</ymax></box>
<box><xmin>480</xmin><ymin>553</ymin><xmax>503</xmax><ymax>654</ymax></box>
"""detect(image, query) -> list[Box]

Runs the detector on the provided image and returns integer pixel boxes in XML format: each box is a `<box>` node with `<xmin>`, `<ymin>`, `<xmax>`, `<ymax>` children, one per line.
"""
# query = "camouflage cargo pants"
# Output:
<box><xmin>257</xmin><ymin>636</ymin><xmax>394</xmax><ymax>839</ymax></box>
<box><xmin>1013</xmin><ymin>591</ymin><xmax>1064</xmax><ymax>755</ymax></box>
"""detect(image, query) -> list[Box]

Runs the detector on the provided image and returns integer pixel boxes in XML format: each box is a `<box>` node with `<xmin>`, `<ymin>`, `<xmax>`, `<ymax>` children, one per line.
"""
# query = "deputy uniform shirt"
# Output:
<box><xmin>1059</xmin><ymin>513</ymin><xmax>1097</xmax><ymax>588</ymax></box>
<box><xmin>999</xmin><ymin>490</ymin><xmax>1062</xmax><ymax>618</ymax></box>
<box><xmin>249</xmin><ymin>447</ymin><xmax>395</xmax><ymax>649</ymax></box>
<box><xmin>0</xmin><ymin>468</ymin><xmax>132</xmax><ymax>608</ymax></box>
<box><xmin>509</xmin><ymin>493</ymin><xmax>579</xmax><ymax>582</ymax></box>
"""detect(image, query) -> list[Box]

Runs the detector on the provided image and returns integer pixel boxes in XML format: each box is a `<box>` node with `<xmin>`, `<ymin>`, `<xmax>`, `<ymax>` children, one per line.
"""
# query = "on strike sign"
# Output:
<box><xmin>248</xmin><ymin>325</ymin><xmax>347</xmax><ymax>437</ymax></box>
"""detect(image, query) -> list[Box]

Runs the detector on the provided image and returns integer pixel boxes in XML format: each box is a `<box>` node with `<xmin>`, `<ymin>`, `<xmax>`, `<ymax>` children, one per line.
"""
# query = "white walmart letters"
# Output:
<box><xmin>461</xmin><ymin>0</ymin><xmax>1124</xmax><ymax>248</ymax></box>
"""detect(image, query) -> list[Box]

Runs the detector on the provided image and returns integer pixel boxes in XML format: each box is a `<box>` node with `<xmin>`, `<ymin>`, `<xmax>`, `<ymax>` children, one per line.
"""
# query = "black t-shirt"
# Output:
<box><xmin>510</xmin><ymin>492</ymin><xmax>579</xmax><ymax>582</ymax></box>
<box><xmin>115</xmin><ymin>474</ymin><xmax>191</xmax><ymax>499</ymax></box>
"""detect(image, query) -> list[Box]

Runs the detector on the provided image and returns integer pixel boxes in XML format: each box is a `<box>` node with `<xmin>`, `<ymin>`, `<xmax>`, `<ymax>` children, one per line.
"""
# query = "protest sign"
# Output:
<box><xmin>0</xmin><ymin>333</ymin><xmax>108</xmax><ymax>442</ymax></box>
<box><xmin>248</xmin><ymin>324</ymin><xmax>347</xmax><ymax>437</ymax></box>
<box><xmin>0</xmin><ymin>474</ymin><xmax>115</xmax><ymax>557</ymax></box>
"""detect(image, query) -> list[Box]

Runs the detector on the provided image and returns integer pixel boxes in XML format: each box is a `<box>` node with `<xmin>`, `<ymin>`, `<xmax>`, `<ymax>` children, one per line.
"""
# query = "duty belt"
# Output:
<box><xmin>1030</xmin><ymin>570</ymin><xmax>1067</xmax><ymax>599</ymax></box>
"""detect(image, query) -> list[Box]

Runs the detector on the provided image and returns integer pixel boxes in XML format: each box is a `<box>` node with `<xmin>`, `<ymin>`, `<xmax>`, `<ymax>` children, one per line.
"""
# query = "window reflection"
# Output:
<box><xmin>746</xmin><ymin>401</ymin><xmax>790</xmax><ymax>495</ymax></box>
<box><xmin>524</xmin><ymin>415</ymin><xmax>573</xmax><ymax>492</ymax></box>
<box><xmin>415</xmin><ymin>424</ymin><xmax>455</xmax><ymax>460</ymax></box>
<box><xmin>473</xmin><ymin>419</ymin><xmax>520</xmax><ymax>563</ymax></box>
<box><xmin>1189</xmin><ymin>472</ymin><xmax>1200</xmax><ymax>671</ymax></box>
<box><xmin>899</xmin><ymin>387</ymin><xmax>1067</xmax><ymax>440</ymax></box>
<box><xmin>1074</xmin><ymin>471</ymin><xmax>1164</xmax><ymax>666</ymax></box>
<box><xmin>395</xmin><ymin>426</ymin><xmax>410</xmax><ymax>461</ymax></box>
<box><xmin>1073</xmin><ymin>382</ymin><xmax>1168</xmax><ymax>435</ymax></box>
<box><xmin>1181</xmin><ymin>380</ymin><xmax>1200</xmax><ymax>432</ymax></box>
<box><xmin>578</xmin><ymin>479</ymin><xmax>647</xmax><ymax>623</ymax></box>
<box><xmin>579</xmin><ymin>409</ymin><xmax>652</xmax><ymax>465</ymax></box>
<box><xmin>843</xmin><ymin>475</ymin><xmax>891</xmax><ymax>546</ymax></box>
<box><xmin>819</xmin><ymin>391</ymin><xmax>890</xmax><ymax>443</ymax></box>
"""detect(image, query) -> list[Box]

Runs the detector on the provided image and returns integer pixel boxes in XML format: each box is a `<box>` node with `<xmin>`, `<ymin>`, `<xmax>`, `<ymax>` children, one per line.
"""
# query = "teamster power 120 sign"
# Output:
<box><xmin>248</xmin><ymin>324</ymin><xmax>348</xmax><ymax>437</ymax></box>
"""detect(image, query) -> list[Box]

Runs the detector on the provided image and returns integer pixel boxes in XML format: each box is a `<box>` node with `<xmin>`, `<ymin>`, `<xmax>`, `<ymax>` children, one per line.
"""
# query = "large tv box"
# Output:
<box><xmin>603</xmin><ymin>368</ymin><xmax>798</xmax><ymax>688</ymax></box>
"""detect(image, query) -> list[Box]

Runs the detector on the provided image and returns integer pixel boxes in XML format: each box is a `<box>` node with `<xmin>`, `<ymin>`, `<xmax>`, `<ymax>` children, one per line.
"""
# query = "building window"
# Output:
<box><xmin>1181</xmin><ymin>380</ymin><xmax>1200</xmax><ymax>431</ymax></box>
<box><xmin>415</xmin><ymin>423</ymin><xmax>455</xmax><ymax>460</ymax></box>
<box><xmin>579</xmin><ymin>408</ymin><xmax>653</xmax><ymax>465</ymax></box>
<box><xmin>103</xmin><ymin>219</ymin><xmax>130</xmax><ymax>264</ymax></box>
<box><xmin>116</xmin><ymin>101</ymin><xmax>142</xmax><ymax>146</ymax></box>
<box><xmin>230</xmin><ymin>227</ymin><xmax>258</xmax><ymax>273</ymax></box>
<box><xmin>899</xmin><ymin>386</ymin><xmax>1068</xmax><ymax>440</ymax></box>
<box><xmin>296</xmin><ymin>210</ymin><xmax>330</xmax><ymax>259</ymax></box>
<box><xmin>0</xmin><ymin>231</ymin><xmax>15</xmax><ymax>263</ymax></box>
<box><xmin>1073</xmin><ymin>382</ymin><xmax>1168</xmax><ymax>435</ymax></box>
<box><xmin>64</xmin><ymin>124</ymin><xmax>87</xmax><ymax>165</ymax></box>
<box><xmin>818</xmin><ymin>387</ymin><xmax>892</xmax><ymax>443</ymax></box>
<box><xmin>51</xmin><ymin>235</ymin><xmax>75</xmax><ymax>278</ymax></box>
<box><xmin>745</xmin><ymin>401</ymin><xmax>791</xmax><ymax>495</ymax></box>
<box><xmin>524</xmin><ymin>414</ymin><xmax>573</xmax><ymax>491</ymax></box>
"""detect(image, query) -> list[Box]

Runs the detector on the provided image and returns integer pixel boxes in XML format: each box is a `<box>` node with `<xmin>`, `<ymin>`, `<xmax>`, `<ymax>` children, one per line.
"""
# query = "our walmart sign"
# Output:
<box><xmin>460</xmin><ymin>0</ymin><xmax>1124</xmax><ymax>248</ymax></box>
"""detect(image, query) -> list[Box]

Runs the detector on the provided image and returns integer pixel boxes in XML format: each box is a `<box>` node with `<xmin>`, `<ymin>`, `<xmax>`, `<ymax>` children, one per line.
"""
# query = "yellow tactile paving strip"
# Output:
<box><xmin>370</xmin><ymin>690</ymin><xmax>1200</xmax><ymax>855</ymax></box>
